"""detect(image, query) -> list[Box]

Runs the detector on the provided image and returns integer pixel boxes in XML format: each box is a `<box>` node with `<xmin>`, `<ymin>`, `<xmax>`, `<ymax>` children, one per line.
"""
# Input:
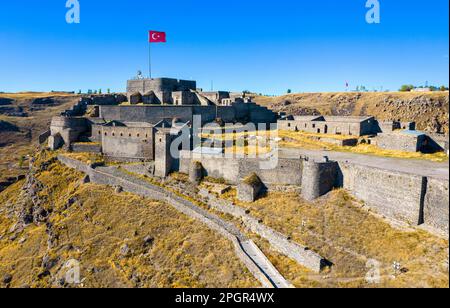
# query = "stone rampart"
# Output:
<box><xmin>424</xmin><ymin>178</ymin><xmax>449</xmax><ymax>233</ymax></box>
<box><xmin>56</xmin><ymin>155</ymin><xmax>93</xmax><ymax>174</ymax></box>
<box><xmin>340</xmin><ymin>163</ymin><xmax>425</xmax><ymax>225</ymax></box>
<box><xmin>301</xmin><ymin>159</ymin><xmax>338</xmax><ymax>201</ymax></box>
<box><xmin>199</xmin><ymin>190</ymin><xmax>327</xmax><ymax>273</ymax></box>
<box><xmin>57</xmin><ymin>157</ymin><xmax>290</xmax><ymax>288</ymax></box>
<box><xmin>70</xmin><ymin>143</ymin><xmax>102</xmax><ymax>153</ymax></box>
<box><xmin>181</xmin><ymin>150</ymin><xmax>448</xmax><ymax>234</ymax></box>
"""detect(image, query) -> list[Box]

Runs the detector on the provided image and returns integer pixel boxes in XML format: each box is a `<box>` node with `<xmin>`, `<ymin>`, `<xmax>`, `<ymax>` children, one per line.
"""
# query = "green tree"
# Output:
<box><xmin>287</xmin><ymin>89</ymin><xmax>292</xmax><ymax>94</ymax></box>
<box><xmin>107</xmin><ymin>88</ymin><xmax>111</xmax><ymax>94</ymax></box>
<box><xmin>98</xmin><ymin>89</ymin><xmax>102</xmax><ymax>94</ymax></box>
<box><xmin>399</xmin><ymin>84</ymin><xmax>414</xmax><ymax>92</ymax></box>
<box><xmin>440</xmin><ymin>85</ymin><xmax>449</xmax><ymax>91</ymax></box>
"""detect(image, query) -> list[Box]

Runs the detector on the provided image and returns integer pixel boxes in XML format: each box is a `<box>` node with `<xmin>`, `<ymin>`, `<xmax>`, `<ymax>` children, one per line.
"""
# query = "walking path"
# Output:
<box><xmin>279</xmin><ymin>148</ymin><xmax>449</xmax><ymax>180</ymax></box>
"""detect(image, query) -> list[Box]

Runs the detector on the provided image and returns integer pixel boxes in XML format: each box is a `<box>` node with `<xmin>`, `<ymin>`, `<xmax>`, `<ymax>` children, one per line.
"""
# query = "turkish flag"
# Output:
<box><xmin>149</xmin><ymin>31</ymin><xmax>166</xmax><ymax>43</ymax></box>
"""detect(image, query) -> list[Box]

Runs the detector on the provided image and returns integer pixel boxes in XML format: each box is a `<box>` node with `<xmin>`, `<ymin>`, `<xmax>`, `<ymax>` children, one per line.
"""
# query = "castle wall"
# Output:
<box><xmin>56</xmin><ymin>155</ymin><xmax>284</xmax><ymax>288</ymax></box>
<box><xmin>339</xmin><ymin>163</ymin><xmax>425</xmax><ymax>225</ymax></box>
<box><xmin>99</xmin><ymin>104</ymin><xmax>276</xmax><ymax>126</ymax></box>
<box><xmin>100</xmin><ymin>106</ymin><xmax>195</xmax><ymax>124</ymax></box>
<box><xmin>192</xmin><ymin>106</ymin><xmax>237</xmax><ymax>123</ymax></box>
<box><xmin>424</xmin><ymin>178</ymin><xmax>449</xmax><ymax>233</ymax></box>
<box><xmin>180</xmin><ymin>152</ymin><xmax>240</xmax><ymax>182</ymax></box>
<box><xmin>49</xmin><ymin>116</ymin><xmax>88</xmax><ymax>147</ymax></box>
<box><xmin>277</xmin><ymin>118</ymin><xmax>374</xmax><ymax>136</ymax></box>
<box><xmin>180</xmin><ymin>151</ymin><xmax>449</xmax><ymax>234</ymax></box>
<box><xmin>127</xmin><ymin>78</ymin><xmax>196</xmax><ymax>95</ymax></box>
<box><xmin>301</xmin><ymin>159</ymin><xmax>338</xmax><ymax>201</ymax></box>
<box><xmin>200</xmin><ymin>189</ymin><xmax>327</xmax><ymax>272</ymax></box>
<box><xmin>154</xmin><ymin>131</ymin><xmax>176</xmax><ymax>177</ymax></box>
<box><xmin>201</xmin><ymin>92</ymin><xmax>230</xmax><ymax>104</ymax></box>
<box><xmin>100</xmin><ymin>126</ymin><xmax>155</xmax><ymax>160</ymax></box>
<box><xmin>71</xmin><ymin>143</ymin><xmax>102</xmax><ymax>154</ymax></box>
<box><xmin>180</xmin><ymin>152</ymin><xmax>303</xmax><ymax>186</ymax></box>
<box><xmin>172</xmin><ymin>91</ymin><xmax>197</xmax><ymax>106</ymax></box>
<box><xmin>237</xmin><ymin>158</ymin><xmax>303</xmax><ymax>186</ymax></box>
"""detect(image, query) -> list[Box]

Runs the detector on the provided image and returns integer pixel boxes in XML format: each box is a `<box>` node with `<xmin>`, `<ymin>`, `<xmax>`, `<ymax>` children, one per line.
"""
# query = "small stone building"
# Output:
<box><xmin>376</xmin><ymin>130</ymin><xmax>427</xmax><ymax>152</ymax></box>
<box><xmin>278</xmin><ymin>116</ymin><xmax>376</xmax><ymax>136</ymax></box>
<box><xmin>237</xmin><ymin>173</ymin><xmax>264</xmax><ymax>202</ymax></box>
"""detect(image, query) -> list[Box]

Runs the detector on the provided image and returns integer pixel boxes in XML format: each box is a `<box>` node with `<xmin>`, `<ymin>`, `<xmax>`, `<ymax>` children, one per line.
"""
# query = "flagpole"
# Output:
<box><xmin>148</xmin><ymin>41</ymin><xmax>152</xmax><ymax>79</ymax></box>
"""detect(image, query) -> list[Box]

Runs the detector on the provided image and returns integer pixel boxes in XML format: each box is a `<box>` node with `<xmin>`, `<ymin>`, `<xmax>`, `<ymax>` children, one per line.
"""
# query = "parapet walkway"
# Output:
<box><xmin>57</xmin><ymin>156</ymin><xmax>293</xmax><ymax>288</ymax></box>
<box><xmin>279</xmin><ymin>148</ymin><xmax>449</xmax><ymax>180</ymax></box>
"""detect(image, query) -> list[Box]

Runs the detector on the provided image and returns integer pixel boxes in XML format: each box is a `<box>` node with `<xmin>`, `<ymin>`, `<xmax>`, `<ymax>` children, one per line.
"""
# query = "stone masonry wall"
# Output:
<box><xmin>70</xmin><ymin>143</ymin><xmax>102</xmax><ymax>154</ymax></box>
<box><xmin>339</xmin><ymin>163</ymin><xmax>425</xmax><ymax>225</ymax></box>
<box><xmin>56</xmin><ymin>156</ymin><xmax>285</xmax><ymax>288</ymax></box>
<box><xmin>424</xmin><ymin>178</ymin><xmax>450</xmax><ymax>233</ymax></box>
<box><xmin>180</xmin><ymin>152</ymin><xmax>303</xmax><ymax>186</ymax></box>
<box><xmin>199</xmin><ymin>189</ymin><xmax>327</xmax><ymax>272</ymax></box>
<box><xmin>181</xmin><ymin>151</ymin><xmax>448</xmax><ymax>234</ymax></box>
<box><xmin>376</xmin><ymin>133</ymin><xmax>426</xmax><ymax>152</ymax></box>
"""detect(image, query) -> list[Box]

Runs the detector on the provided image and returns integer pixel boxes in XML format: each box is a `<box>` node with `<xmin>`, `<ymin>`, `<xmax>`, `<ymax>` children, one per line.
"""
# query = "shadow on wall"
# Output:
<box><xmin>422</xmin><ymin>136</ymin><xmax>445</xmax><ymax>154</ymax></box>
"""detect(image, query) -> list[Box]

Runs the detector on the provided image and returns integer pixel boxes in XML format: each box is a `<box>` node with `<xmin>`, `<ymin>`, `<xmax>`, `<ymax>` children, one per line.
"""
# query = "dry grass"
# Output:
<box><xmin>0</xmin><ymin>92</ymin><xmax>77</xmax><ymax>99</ymax></box>
<box><xmin>219</xmin><ymin>189</ymin><xmax>449</xmax><ymax>288</ymax></box>
<box><xmin>254</xmin><ymin>91</ymin><xmax>449</xmax><ymax>134</ymax></box>
<box><xmin>278</xmin><ymin>130</ymin><xmax>448</xmax><ymax>162</ymax></box>
<box><xmin>61</xmin><ymin>152</ymin><xmax>105</xmax><ymax>165</ymax></box>
<box><xmin>200</xmin><ymin>129</ymin><xmax>447</xmax><ymax>162</ymax></box>
<box><xmin>0</xmin><ymin>158</ymin><xmax>258</xmax><ymax>288</ymax></box>
<box><xmin>0</xmin><ymin>94</ymin><xmax>80</xmax><ymax>183</ymax></box>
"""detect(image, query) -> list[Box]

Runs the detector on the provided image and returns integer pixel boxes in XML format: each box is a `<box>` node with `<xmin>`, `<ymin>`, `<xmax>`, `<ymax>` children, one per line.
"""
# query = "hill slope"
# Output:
<box><xmin>0</xmin><ymin>151</ymin><xmax>257</xmax><ymax>288</ymax></box>
<box><xmin>0</xmin><ymin>93</ymin><xmax>80</xmax><ymax>186</ymax></box>
<box><xmin>254</xmin><ymin>92</ymin><xmax>449</xmax><ymax>134</ymax></box>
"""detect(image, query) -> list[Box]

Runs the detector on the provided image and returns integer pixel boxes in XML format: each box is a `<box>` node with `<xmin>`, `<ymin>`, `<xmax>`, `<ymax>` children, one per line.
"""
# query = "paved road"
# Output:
<box><xmin>279</xmin><ymin>148</ymin><xmax>449</xmax><ymax>180</ymax></box>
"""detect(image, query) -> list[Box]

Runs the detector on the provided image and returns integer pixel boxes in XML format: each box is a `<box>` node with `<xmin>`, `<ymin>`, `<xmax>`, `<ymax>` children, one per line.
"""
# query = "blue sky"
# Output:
<box><xmin>0</xmin><ymin>0</ymin><xmax>448</xmax><ymax>94</ymax></box>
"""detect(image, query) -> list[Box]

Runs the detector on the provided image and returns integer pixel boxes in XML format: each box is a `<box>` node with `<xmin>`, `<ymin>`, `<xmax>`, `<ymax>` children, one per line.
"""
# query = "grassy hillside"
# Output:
<box><xmin>0</xmin><ymin>151</ymin><xmax>257</xmax><ymax>288</ymax></box>
<box><xmin>217</xmin><ymin>188</ymin><xmax>449</xmax><ymax>288</ymax></box>
<box><xmin>0</xmin><ymin>93</ymin><xmax>80</xmax><ymax>186</ymax></box>
<box><xmin>254</xmin><ymin>91</ymin><xmax>449</xmax><ymax>134</ymax></box>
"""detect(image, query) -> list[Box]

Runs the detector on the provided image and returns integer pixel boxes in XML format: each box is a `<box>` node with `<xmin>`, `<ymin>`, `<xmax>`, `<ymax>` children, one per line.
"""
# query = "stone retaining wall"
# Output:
<box><xmin>57</xmin><ymin>156</ymin><xmax>290</xmax><ymax>288</ymax></box>
<box><xmin>199</xmin><ymin>189</ymin><xmax>327</xmax><ymax>273</ymax></box>
<box><xmin>70</xmin><ymin>143</ymin><xmax>102</xmax><ymax>154</ymax></box>
<box><xmin>57</xmin><ymin>155</ymin><xmax>93</xmax><ymax>174</ymax></box>
<box><xmin>180</xmin><ymin>150</ymin><xmax>449</xmax><ymax>234</ymax></box>
<box><xmin>339</xmin><ymin>162</ymin><xmax>449</xmax><ymax>233</ymax></box>
<box><xmin>424</xmin><ymin>177</ymin><xmax>449</xmax><ymax>233</ymax></box>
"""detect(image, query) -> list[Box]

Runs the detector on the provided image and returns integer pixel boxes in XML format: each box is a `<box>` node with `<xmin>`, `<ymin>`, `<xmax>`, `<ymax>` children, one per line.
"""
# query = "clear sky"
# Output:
<box><xmin>0</xmin><ymin>0</ymin><xmax>448</xmax><ymax>94</ymax></box>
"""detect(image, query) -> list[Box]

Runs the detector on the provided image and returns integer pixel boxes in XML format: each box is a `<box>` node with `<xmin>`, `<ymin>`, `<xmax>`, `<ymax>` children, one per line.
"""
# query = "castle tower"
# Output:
<box><xmin>154</xmin><ymin>129</ymin><xmax>174</xmax><ymax>177</ymax></box>
<box><xmin>301</xmin><ymin>157</ymin><xmax>338</xmax><ymax>201</ymax></box>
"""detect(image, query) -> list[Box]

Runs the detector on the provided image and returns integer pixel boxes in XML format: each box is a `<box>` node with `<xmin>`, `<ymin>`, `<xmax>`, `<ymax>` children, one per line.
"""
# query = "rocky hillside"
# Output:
<box><xmin>0</xmin><ymin>151</ymin><xmax>257</xmax><ymax>288</ymax></box>
<box><xmin>0</xmin><ymin>93</ymin><xmax>81</xmax><ymax>187</ymax></box>
<box><xmin>0</xmin><ymin>93</ymin><xmax>129</xmax><ymax>189</ymax></box>
<box><xmin>254</xmin><ymin>92</ymin><xmax>449</xmax><ymax>134</ymax></box>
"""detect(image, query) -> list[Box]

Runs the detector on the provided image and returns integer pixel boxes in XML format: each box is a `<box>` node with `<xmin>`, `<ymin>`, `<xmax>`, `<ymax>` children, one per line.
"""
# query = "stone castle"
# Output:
<box><xmin>48</xmin><ymin>77</ymin><xmax>278</xmax><ymax>175</ymax></box>
<box><xmin>46</xmin><ymin>77</ymin><xmax>449</xmax><ymax>236</ymax></box>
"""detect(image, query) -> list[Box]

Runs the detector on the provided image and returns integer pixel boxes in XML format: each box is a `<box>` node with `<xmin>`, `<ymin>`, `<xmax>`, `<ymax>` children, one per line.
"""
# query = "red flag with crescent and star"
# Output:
<box><xmin>149</xmin><ymin>31</ymin><xmax>166</xmax><ymax>43</ymax></box>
